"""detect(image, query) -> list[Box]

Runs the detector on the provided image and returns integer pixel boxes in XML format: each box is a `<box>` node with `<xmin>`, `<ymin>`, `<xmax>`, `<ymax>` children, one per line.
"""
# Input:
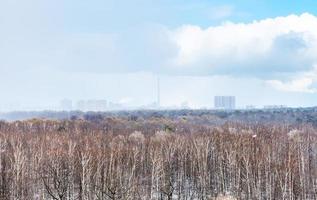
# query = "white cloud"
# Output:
<box><xmin>168</xmin><ymin>13</ymin><xmax>317</xmax><ymax>77</ymax></box>
<box><xmin>266</xmin><ymin>78</ymin><xmax>316</xmax><ymax>93</ymax></box>
<box><xmin>266</xmin><ymin>65</ymin><xmax>317</xmax><ymax>93</ymax></box>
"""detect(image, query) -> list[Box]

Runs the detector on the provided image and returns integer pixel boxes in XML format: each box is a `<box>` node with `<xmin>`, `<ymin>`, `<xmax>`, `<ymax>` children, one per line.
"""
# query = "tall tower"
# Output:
<box><xmin>157</xmin><ymin>77</ymin><xmax>160</xmax><ymax>108</ymax></box>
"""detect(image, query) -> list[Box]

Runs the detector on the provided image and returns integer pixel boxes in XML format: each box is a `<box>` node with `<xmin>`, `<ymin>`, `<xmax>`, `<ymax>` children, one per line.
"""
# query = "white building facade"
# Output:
<box><xmin>214</xmin><ymin>96</ymin><xmax>236</xmax><ymax>110</ymax></box>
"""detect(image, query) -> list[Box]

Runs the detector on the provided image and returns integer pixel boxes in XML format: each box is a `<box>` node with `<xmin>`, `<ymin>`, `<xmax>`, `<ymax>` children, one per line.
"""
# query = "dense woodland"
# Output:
<box><xmin>0</xmin><ymin>115</ymin><xmax>316</xmax><ymax>199</ymax></box>
<box><xmin>2</xmin><ymin>107</ymin><xmax>317</xmax><ymax>126</ymax></box>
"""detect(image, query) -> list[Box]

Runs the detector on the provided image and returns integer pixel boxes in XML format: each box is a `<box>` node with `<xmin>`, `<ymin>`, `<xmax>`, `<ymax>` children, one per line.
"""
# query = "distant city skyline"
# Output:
<box><xmin>2</xmin><ymin>1</ymin><xmax>317</xmax><ymax>111</ymax></box>
<box><xmin>1</xmin><ymin>72</ymin><xmax>317</xmax><ymax>111</ymax></box>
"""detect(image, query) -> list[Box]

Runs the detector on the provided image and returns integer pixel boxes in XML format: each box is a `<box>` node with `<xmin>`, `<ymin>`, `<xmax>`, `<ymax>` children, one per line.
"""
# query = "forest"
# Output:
<box><xmin>0</xmin><ymin>111</ymin><xmax>316</xmax><ymax>199</ymax></box>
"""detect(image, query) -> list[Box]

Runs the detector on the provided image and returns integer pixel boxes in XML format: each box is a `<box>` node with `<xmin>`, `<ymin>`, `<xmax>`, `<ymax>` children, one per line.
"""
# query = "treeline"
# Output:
<box><xmin>0</xmin><ymin>120</ymin><xmax>316</xmax><ymax>199</ymax></box>
<box><xmin>3</xmin><ymin>107</ymin><xmax>317</xmax><ymax>126</ymax></box>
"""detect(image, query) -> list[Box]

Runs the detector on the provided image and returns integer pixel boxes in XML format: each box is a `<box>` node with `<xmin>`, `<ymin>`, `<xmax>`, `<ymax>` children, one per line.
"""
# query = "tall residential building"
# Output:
<box><xmin>214</xmin><ymin>96</ymin><xmax>236</xmax><ymax>110</ymax></box>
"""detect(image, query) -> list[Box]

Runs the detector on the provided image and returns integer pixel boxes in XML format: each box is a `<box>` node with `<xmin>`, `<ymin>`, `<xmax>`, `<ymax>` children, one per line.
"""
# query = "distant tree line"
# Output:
<box><xmin>3</xmin><ymin>107</ymin><xmax>317</xmax><ymax>126</ymax></box>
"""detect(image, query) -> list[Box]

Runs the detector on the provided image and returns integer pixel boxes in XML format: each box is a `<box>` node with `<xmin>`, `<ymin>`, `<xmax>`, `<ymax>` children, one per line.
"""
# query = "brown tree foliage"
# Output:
<box><xmin>0</xmin><ymin>119</ymin><xmax>316</xmax><ymax>199</ymax></box>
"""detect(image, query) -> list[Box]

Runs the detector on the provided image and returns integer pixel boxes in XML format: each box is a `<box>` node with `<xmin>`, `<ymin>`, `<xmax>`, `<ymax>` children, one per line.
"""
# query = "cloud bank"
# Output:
<box><xmin>2</xmin><ymin>9</ymin><xmax>317</xmax><ymax>94</ymax></box>
<box><xmin>168</xmin><ymin>13</ymin><xmax>317</xmax><ymax>92</ymax></box>
<box><xmin>169</xmin><ymin>13</ymin><xmax>317</xmax><ymax>75</ymax></box>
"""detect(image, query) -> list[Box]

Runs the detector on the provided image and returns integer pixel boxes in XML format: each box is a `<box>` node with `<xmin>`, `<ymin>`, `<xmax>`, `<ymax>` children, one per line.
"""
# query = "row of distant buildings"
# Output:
<box><xmin>60</xmin><ymin>99</ymin><xmax>160</xmax><ymax>111</ymax></box>
<box><xmin>61</xmin><ymin>97</ymin><xmax>237</xmax><ymax>111</ymax></box>
<box><xmin>213</xmin><ymin>96</ymin><xmax>287</xmax><ymax>110</ymax></box>
<box><xmin>60</xmin><ymin>97</ymin><xmax>286</xmax><ymax>112</ymax></box>
<box><xmin>60</xmin><ymin>99</ymin><xmax>110</xmax><ymax>111</ymax></box>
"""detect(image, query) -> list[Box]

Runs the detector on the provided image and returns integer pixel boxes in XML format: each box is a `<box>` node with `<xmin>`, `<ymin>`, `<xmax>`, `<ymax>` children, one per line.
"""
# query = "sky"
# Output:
<box><xmin>1</xmin><ymin>0</ymin><xmax>317</xmax><ymax>110</ymax></box>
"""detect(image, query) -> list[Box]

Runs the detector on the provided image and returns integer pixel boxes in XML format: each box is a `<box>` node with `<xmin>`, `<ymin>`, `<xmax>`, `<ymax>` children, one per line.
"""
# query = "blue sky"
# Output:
<box><xmin>1</xmin><ymin>0</ymin><xmax>317</xmax><ymax>110</ymax></box>
<box><xmin>59</xmin><ymin>0</ymin><xmax>317</xmax><ymax>29</ymax></box>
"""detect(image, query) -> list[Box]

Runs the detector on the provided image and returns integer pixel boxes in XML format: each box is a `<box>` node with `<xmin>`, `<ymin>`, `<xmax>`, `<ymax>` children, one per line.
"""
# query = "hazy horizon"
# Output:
<box><xmin>2</xmin><ymin>1</ymin><xmax>317</xmax><ymax>111</ymax></box>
